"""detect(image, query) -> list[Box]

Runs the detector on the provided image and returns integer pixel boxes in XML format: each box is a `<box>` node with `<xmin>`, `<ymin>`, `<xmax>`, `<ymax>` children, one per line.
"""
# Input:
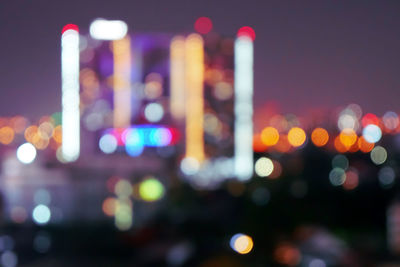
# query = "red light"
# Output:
<box><xmin>361</xmin><ymin>113</ymin><xmax>380</xmax><ymax>127</ymax></box>
<box><xmin>194</xmin><ymin>17</ymin><xmax>213</xmax><ymax>34</ymax></box>
<box><xmin>62</xmin><ymin>24</ymin><xmax>79</xmax><ymax>34</ymax></box>
<box><xmin>237</xmin><ymin>26</ymin><xmax>255</xmax><ymax>41</ymax></box>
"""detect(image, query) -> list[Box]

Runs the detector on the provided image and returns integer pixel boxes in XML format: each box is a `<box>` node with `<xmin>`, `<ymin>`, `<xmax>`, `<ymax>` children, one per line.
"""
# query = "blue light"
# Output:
<box><xmin>125</xmin><ymin>128</ymin><xmax>144</xmax><ymax>157</ymax></box>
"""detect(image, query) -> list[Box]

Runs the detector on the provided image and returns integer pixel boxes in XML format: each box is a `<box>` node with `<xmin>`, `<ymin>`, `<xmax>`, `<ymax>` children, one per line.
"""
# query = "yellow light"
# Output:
<box><xmin>311</xmin><ymin>127</ymin><xmax>329</xmax><ymax>147</ymax></box>
<box><xmin>287</xmin><ymin>127</ymin><xmax>306</xmax><ymax>147</ymax></box>
<box><xmin>170</xmin><ymin>36</ymin><xmax>186</xmax><ymax>120</ymax></box>
<box><xmin>185</xmin><ymin>34</ymin><xmax>205</xmax><ymax>163</ymax></box>
<box><xmin>113</xmin><ymin>36</ymin><xmax>132</xmax><ymax>128</ymax></box>
<box><xmin>339</xmin><ymin>128</ymin><xmax>357</xmax><ymax>147</ymax></box>
<box><xmin>230</xmin><ymin>233</ymin><xmax>254</xmax><ymax>254</ymax></box>
<box><xmin>139</xmin><ymin>177</ymin><xmax>165</xmax><ymax>202</ymax></box>
<box><xmin>260</xmin><ymin>127</ymin><xmax>279</xmax><ymax>146</ymax></box>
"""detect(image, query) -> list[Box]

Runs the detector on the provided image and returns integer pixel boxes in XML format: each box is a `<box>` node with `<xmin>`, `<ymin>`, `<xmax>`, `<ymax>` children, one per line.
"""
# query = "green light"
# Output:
<box><xmin>139</xmin><ymin>178</ymin><xmax>165</xmax><ymax>202</ymax></box>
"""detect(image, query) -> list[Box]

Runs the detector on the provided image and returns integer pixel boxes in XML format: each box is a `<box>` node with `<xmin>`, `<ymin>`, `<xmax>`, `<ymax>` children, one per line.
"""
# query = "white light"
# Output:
<box><xmin>363</xmin><ymin>124</ymin><xmax>382</xmax><ymax>143</ymax></box>
<box><xmin>180</xmin><ymin>157</ymin><xmax>200</xmax><ymax>176</ymax></box>
<box><xmin>16</xmin><ymin>143</ymin><xmax>37</xmax><ymax>164</ymax></box>
<box><xmin>254</xmin><ymin>157</ymin><xmax>274</xmax><ymax>177</ymax></box>
<box><xmin>61</xmin><ymin>27</ymin><xmax>80</xmax><ymax>162</ymax></box>
<box><xmin>144</xmin><ymin>103</ymin><xmax>164</xmax><ymax>122</ymax></box>
<box><xmin>32</xmin><ymin>205</ymin><xmax>51</xmax><ymax>225</ymax></box>
<box><xmin>90</xmin><ymin>19</ymin><xmax>128</xmax><ymax>40</ymax></box>
<box><xmin>99</xmin><ymin>134</ymin><xmax>118</xmax><ymax>154</ymax></box>
<box><xmin>234</xmin><ymin>36</ymin><xmax>254</xmax><ymax>181</ymax></box>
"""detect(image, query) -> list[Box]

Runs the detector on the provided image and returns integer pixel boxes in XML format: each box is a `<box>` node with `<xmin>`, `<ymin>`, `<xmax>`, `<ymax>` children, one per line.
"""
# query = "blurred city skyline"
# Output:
<box><xmin>1</xmin><ymin>0</ymin><xmax>400</xmax><ymax>119</ymax></box>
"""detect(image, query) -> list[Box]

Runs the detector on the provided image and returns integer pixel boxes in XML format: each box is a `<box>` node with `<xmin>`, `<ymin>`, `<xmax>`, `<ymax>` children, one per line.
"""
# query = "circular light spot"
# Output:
<box><xmin>213</xmin><ymin>82</ymin><xmax>233</xmax><ymax>100</ymax></box>
<box><xmin>332</xmin><ymin>154</ymin><xmax>349</xmax><ymax>170</ymax></box>
<box><xmin>99</xmin><ymin>134</ymin><xmax>118</xmax><ymax>154</ymax></box>
<box><xmin>311</xmin><ymin>128</ymin><xmax>329</xmax><ymax>147</ymax></box>
<box><xmin>1</xmin><ymin>251</ymin><xmax>17</xmax><ymax>267</ymax></box>
<box><xmin>144</xmin><ymin>103</ymin><xmax>164</xmax><ymax>123</ymax></box>
<box><xmin>102</xmin><ymin>197</ymin><xmax>117</xmax><ymax>216</ymax></box>
<box><xmin>370</xmin><ymin>146</ymin><xmax>387</xmax><ymax>165</ymax></box>
<box><xmin>139</xmin><ymin>178</ymin><xmax>165</xmax><ymax>202</ymax></box>
<box><xmin>383</xmin><ymin>111</ymin><xmax>399</xmax><ymax>131</ymax></box>
<box><xmin>10</xmin><ymin>207</ymin><xmax>27</xmax><ymax>224</ymax></box>
<box><xmin>288</xmin><ymin>127</ymin><xmax>306</xmax><ymax>147</ymax></box>
<box><xmin>378</xmin><ymin>166</ymin><xmax>395</xmax><ymax>188</ymax></box>
<box><xmin>339</xmin><ymin>128</ymin><xmax>357</xmax><ymax>147</ymax></box>
<box><xmin>32</xmin><ymin>205</ymin><xmax>51</xmax><ymax>225</ymax></box>
<box><xmin>260</xmin><ymin>127</ymin><xmax>279</xmax><ymax>146</ymax></box>
<box><xmin>194</xmin><ymin>17</ymin><xmax>213</xmax><ymax>34</ymax></box>
<box><xmin>16</xmin><ymin>143</ymin><xmax>37</xmax><ymax>164</ymax></box>
<box><xmin>343</xmin><ymin>169</ymin><xmax>359</xmax><ymax>190</ymax></box>
<box><xmin>180</xmin><ymin>157</ymin><xmax>200</xmax><ymax>176</ymax></box>
<box><xmin>254</xmin><ymin>157</ymin><xmax>274</xmax><ymax>177</ymax></box>
<box><xmin>363</xmin><ymin>124</ymin><xmax>382</xmax><ymax>143</ymax></box>
<box><xmin>125</xmin><ymin>129</ymin><xmax>144</xmax><ymax>157</ymax></box>
<box><xmin>0</xmin><ymin>127</ymin><xmax>15</xmax><ymax>145</ymax></box>
<box><xmin>115</xmin><ymin>179</ymin><xmax>132</xmax><ymax>198</ymax></box>
<box><xmin>230</xmin><ymin>233</ymin><xmax>254</xmax><ymax>254</ymax></box>
<box><xmin>329</xmin><ymin>168</ymin><xmax>346</xmax><ymax>186</ymax></box>
<box><xmin>358</xmin><ymin>136</ymin><xmax>374</xmax><ymax>153</ymax></box>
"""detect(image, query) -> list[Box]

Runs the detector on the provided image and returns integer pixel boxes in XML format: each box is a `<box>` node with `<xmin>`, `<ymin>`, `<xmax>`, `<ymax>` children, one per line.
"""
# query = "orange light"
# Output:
<box><xmin>253</xmin><ymin>134</ymin><xmax>267</xmax><ymax>152</ymax></box>
<box><xmin>311</xmin><ymin>127</ymin><xmax>329</xmax><ymax>147</ymax></box>
<box><xmin>102</xmin><ymin>197</ymin><xmax>117</xmax><ymax>216</ymax></box>
<box><xmin>24</xmin><ymin>125</ymin><xmax>38</xmax><ymax>143</ymax></box>
<box><xmin>260</xmin><ymin>127</ymin><xmax>279</xmax><ymax>146</ymax></box>
<box><xmin>274</xmin><ymin>134</ymin><xmax>292</xmax><ymax>153</ymax></box>
<box><xmin>53</xmin><ymin>125</ymin><xmax>62</xmax><ymax>143</ymax></box>
<box><xmin>339</xmin><ymin>129</ymin><xmax>357</xmax><ymax>147</ymax></box>
<box><xmin>287</xmin><ymin>127</ymin><xmax>306</xmax><ymax>147</ymax></box>
<box><xmin>358</xmin><ymin>136</ymin><xmax>374</xmax><ymax>153</ymax></box>
<box><xmin>334</xmin><ymin>135</ymin><xmax>348</xmax><ymax>153</ymax></box>
<box><xmin>0</xmin><ymin>126</ymin><xmax>15</xmax><ymax>145</ymax></box>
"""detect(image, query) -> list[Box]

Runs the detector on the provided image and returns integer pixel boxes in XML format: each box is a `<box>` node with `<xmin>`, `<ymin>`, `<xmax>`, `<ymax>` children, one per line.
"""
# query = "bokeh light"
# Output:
<box><xmin>329</xmin><ymin>167</ymin><xmax>346</xmax><ymax>186</ymax></box>
<box><xmin>254</xmin><ymin>157</ymin><xmax>274</xmax><ymax>177</ymax></box>
<box><xmin>16</xmin><ymin>143</ymin><xmax>37</xmax><ymax>164</ymax></box>
<box><xmin>99</xmin><ymin>134</ymin><xmax>118</xmax><ymax>154</ymax></box>
<box><xmin>358</xmin><ymin>136</ymin><xmax>374</xmax><ymax>153</ymax></box>
<box><xmin>144</xmin><ymin>103</ymin><xmax>164</xmax><ymax>122</ymax></box>
<box><xmin>0</xmin><ymin>127</ymin><xmax>14</xmax><ymax>145</ymax></box>
<box><xmin>362</xmin><ymin>124</ymin><xmax>382</xmax><ymax>143</ymax></box>
<box><xmin>139</xmin><ymin>177</ymin><xmax>165</xmax><ymax>202</ymax></box>
<box><xmin>378</xmin><ymin>166</ymin><xmax>395</xmax><ymax>188</ymax></box>
<box><xmin>339</xmin><ymin>128</ymin><xmax>357</xmax><ymax>147</ymax></box>
<box><xmin>230</xmin><ymin>233</ymin><xmax>254</xmax><ymax>254</ymax></box>
<box><xmin>311</xmin><ymin>127</ymin><xmax>329</xmax><ymax>147</ymax></box>
<box><xmin>260</xmin><ymin>127</ymin><xmax>279</xmax><ymax>146</ymax></box>
<box><xmin>287</xmin><ymin>127</ymin><xmax>306</xmax><ymax>147</ymax></box>
<box><xmin>32</xmin><ymin>205</ymin><xmax>51</xmax><ymax>225</ymax></box>
<box><xmin>370</xmin><ymin>146</ymin><xmax>387</xmax><ymax>165</ymax></box>
<box><xmin>194</xmin><ymin>17</ymin><xmax>213</xmax><ymax>34</ymax></box>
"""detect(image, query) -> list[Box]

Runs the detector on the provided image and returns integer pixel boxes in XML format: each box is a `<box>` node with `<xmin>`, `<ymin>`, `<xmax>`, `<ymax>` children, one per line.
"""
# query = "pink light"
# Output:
<box><xmin>62</xmin><ymin>24</ymin><xmax>79</xmax><ymax>34</ymax></box>
<box><xmin>194</xmin><ymin>17</ymin><xmax>213</xmax><ymax>34</ymax></box>
<box><xmin>237</xmin><ymin>26</ymin><xmax>255</xmax><ymax>41</ymax></box>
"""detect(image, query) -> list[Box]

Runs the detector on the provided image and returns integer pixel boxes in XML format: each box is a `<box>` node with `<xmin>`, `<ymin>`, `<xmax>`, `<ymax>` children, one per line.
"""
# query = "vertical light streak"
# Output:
<box><xmin>170</xmin><ymin>36</ymin><xmax>186</xmax><ymax>120</ymax></box>
<box><xmin>184</xmin><ymin>34</ymin><xmax>205</xmax><ymax>163</ymax></box>
<box><xmin>61</xmin><ymin>25</ymin><xmax>80</xmax><ymax>162</ymax></box>
<box><xmin>113</xmin><ymin>36</ymin><xmax>132</xmax><ymax>128</ymax></box>
<box><xmin>234</xmin><ymin>35</ymin><xmax>254</xmax><ymax>180</ymax></box>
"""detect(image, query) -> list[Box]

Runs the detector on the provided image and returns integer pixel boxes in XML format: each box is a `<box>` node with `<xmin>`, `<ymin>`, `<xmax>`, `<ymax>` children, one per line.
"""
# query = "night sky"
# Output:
<box><xmin>1</xmin><ymin>0</ymin><xmax>400</xmax><ymax>119</ymax></box>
